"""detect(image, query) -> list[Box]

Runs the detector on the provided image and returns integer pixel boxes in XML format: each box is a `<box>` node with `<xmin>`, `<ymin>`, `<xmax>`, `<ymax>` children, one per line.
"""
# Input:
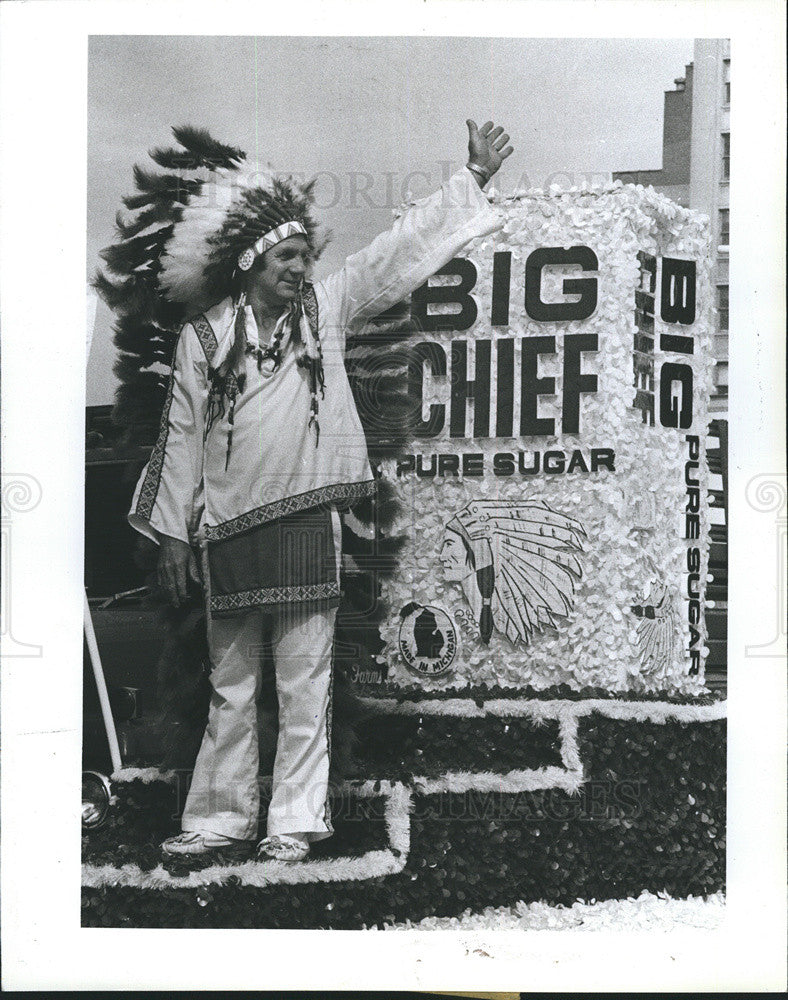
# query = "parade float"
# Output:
<box><xmin>83</xmin><ymin>132</ymin><xmax>725</xmax><ymax>928</ymax></box>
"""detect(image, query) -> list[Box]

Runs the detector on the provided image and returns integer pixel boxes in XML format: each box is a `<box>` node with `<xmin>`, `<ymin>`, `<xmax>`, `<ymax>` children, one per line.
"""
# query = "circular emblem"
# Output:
<box><xmin>237</xmin><ymin>248</ymin><xmax>255</xmax><ymax>271</ymax></box>
<box><xmin>398</xmin><ymin>603</ymin><xmax>458</xmax><ymax>678</ymax></box>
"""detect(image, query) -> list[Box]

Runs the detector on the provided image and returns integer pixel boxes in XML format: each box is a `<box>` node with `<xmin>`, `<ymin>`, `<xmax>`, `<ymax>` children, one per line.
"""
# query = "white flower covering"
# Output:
<box><xmin>379</xmin><ymin>183</ymin><xmax>713</xmax><ymax>695</ymax></box>
<box><xmin>374</xmin><ymin>889</ymin><xmax>725</xmax><ymax>931</ymax></box>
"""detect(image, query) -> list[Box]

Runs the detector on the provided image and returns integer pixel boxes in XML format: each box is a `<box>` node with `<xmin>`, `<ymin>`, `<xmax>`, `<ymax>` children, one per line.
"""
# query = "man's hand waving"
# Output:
<box><xmin>466</xmin><ymin>119</ymin><xmax>513</xmax><ymax>187</ymax></box>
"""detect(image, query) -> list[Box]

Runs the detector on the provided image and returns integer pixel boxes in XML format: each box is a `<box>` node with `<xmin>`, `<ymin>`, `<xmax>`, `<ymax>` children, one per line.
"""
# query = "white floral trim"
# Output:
<box><xmin>111</xmin><ymin>767</ymin><xmax>179</xmax><ymax>784</ymax></box>
<box><xmin>372</xmin><ymin>890</ymin><xmax>726</xmax><ymax>931</ymax></box>
<box><xmin>414</xmin><ymin>765</ymin><xmax>584</xmax><ymax>797</ymax></box>
<box><xmin>361</xmin><ymin>696</ymin><xmax>727</xmax><ymax>724</ymax></box>
<box><xmin>82</xmin><ymin>780</ymin><xmax>412</xmax><ymax>889</ymax></box>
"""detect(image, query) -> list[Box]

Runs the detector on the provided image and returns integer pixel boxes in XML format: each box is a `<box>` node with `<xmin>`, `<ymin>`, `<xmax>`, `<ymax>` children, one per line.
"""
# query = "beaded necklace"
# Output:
<box><xmin>205</xmin><ymin>288</ymin><xmax>325</xmax><ymax>469</ymax></box>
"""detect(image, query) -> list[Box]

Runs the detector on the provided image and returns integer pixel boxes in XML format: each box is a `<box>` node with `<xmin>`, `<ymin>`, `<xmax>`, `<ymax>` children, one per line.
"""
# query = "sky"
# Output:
<box><xmin>87</xmin><ymin>35</ymin><xmax>694</xmax><ymax>404</ymax></box>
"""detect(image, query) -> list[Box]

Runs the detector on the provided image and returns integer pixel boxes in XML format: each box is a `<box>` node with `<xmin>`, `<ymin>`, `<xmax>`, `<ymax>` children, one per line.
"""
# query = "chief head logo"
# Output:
<box><xmin>439</xmin><ymin>499</ymin><xmax>587</xmax><ymax>645</ymax></box>
<box><xmin>398</xmin><ymin>602</ymin><xmax>458</xmax><ymax>677</ymax></box>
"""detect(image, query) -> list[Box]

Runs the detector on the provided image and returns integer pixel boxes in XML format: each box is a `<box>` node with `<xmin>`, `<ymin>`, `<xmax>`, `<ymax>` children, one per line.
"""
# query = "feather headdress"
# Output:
<box><xmin>158</xmin><ymin>164</ymin><xmax>324</xmax><ymax>313</ymax></box>
<box><xmin>446</xmin><ymin>499</ymin><xmax>587</xmax><ymax>645</ymax></box>
<box><xmin>99</xmin><ymin>126</ymin><xmax>325</xmax><ymax>313</ymax></box>
<box><xmin>97</xmin><ymin>126</ymin><xmax>330</xmax><ymax>460</ymax></box>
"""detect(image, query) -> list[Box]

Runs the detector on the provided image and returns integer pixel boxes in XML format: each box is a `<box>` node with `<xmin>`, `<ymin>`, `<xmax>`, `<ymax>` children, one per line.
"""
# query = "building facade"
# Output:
<box><xmin>689</xmin><ymin>38</ymin><xmax>730</xmax><ymax>412</ymax></box>
<box><xmin>613</xmin><ymin>61</ymin><xmax>694</xmax><ymax>208</ymax></box>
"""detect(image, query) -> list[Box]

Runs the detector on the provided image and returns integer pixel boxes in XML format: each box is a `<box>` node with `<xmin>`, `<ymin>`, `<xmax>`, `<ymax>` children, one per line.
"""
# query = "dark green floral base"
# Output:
<box><xmin>82</xmin><ymin>706</ymin><xmax>725</xmax><ymax>928</ymax></box>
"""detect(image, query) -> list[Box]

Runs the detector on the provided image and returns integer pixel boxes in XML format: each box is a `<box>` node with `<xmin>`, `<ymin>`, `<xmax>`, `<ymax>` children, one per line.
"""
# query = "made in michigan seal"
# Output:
<box><xmin>398</xmin><ymin>602</ymin><xmax>458</xmax><ymax>678</ymax></box>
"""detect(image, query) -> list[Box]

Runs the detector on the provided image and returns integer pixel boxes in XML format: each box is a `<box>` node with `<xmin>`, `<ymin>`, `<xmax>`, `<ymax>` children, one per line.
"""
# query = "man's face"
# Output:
<box><xmin>249</xmin><ymin>235</ymin><xmax>311</xmax><ymax>306</ymax></box>
<box><xmin>439</xmin><ymin>530</ymin><xmax>473</xmax><ymax>582</ymax></box>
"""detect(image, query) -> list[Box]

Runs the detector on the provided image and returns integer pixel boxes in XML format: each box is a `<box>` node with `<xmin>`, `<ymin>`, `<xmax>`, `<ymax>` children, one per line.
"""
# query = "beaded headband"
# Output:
<box><xmin>237</xmin><ymin>220</ymin><xmax>309</xmax><ymax>271</ymax></box>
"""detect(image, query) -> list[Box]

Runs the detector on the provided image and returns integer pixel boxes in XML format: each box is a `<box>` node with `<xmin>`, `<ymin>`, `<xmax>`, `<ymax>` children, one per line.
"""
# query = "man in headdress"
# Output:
<box><xmin>129</xmin><ymin>120</ymin><xmax>513</xmax><ymax>862</ymax></box>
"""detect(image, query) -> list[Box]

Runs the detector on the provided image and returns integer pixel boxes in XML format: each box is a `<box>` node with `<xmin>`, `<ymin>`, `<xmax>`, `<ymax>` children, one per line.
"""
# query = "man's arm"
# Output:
<box><xmin>317</xmin><ymin>119</ymin><xmax>514</xmax><ymax>337</ymax></box>
<box><xmin>128</xmin><ymin>323</ymin><xmax>208</xmax><ymax>606</ymax></box>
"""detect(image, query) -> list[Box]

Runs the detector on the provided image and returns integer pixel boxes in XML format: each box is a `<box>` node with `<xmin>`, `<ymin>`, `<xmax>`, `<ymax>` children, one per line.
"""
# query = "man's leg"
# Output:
<box><xmin>180</xmin><ymin>609</ymin><xmax>263</xmax><ymax>841</ymax></box>
<box><xmin>266</xmin><ymin>601</ymin><xmax>337</xmax><ymax>844</ymax></box>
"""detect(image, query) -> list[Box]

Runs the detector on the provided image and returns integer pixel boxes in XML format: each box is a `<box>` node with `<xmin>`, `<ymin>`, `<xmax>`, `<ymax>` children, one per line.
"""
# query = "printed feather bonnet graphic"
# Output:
<box><xmin>631</xmin><ymin>580</ymin><xmax>680</xmax><ymax>681</ymax></box>
<box><xmin>444</xmin><ymin>499</ymin><xmax>587</xmax><ymax>645</ymax></box>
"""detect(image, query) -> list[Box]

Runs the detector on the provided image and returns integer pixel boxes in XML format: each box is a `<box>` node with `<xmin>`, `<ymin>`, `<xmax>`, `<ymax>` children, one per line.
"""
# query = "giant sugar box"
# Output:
<box><xmin>374</xmin><ymin>182</ymin><xmax>714</xmax><ymax>694</ymax></box>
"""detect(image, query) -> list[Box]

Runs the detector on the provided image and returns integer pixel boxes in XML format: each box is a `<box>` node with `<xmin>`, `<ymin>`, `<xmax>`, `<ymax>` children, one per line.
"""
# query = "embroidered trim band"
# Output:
<box><xmin>134</xmin><ymin>334</ymin><xmax>181</xmax><ymax>520</ymax></box>
<box><xmin>323</xmin><ymin>627</ymin><xmax>336</xmax><ymax>834</ymax></box>
<box><xmin>209</xmin><ymin>581</ymin><xmax>340</xmax><ymax>612</ymax></box>
<box><xmin>204</xmin><ymin>479</ymin><xmax>377</xmax><ymax>540</ymax></box>
<box><xmin>190</xmin><ymin>313</ymin><xmax>218</xmax><ymax>364</ymax></box>
<box><xmin>238</xmin><ymin>221</ymin><xmax>309</xmax><ymax>269</ymax></box>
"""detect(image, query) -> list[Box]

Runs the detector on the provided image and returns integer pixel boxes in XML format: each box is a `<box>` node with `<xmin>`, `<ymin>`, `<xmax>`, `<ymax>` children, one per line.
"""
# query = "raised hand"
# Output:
<box><xmin>466</xmin><ymin>119</ymin><xmax>513</xmax><ymax>185</ymax></box>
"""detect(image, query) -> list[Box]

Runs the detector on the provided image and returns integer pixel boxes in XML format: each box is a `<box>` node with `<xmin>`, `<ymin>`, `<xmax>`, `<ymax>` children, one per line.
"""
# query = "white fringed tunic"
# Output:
<box><xmin>128</xmin><ymin>167</ymin><xmax>502</xmax><ymax>613</ymax></box>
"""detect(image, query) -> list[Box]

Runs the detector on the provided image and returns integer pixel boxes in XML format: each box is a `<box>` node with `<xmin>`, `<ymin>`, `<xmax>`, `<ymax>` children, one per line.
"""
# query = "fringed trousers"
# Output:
<box><xmin>181</xmin><ymin>511</ymin><xmax>340</xmax><ymax>843</ymax></box>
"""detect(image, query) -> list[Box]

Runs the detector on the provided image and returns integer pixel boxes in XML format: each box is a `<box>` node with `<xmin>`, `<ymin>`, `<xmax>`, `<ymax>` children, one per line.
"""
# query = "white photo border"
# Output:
<box><xmin>1</xmin><ymin>0</ymin><xmax>785</xmax><ymax>992</ymax></box>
